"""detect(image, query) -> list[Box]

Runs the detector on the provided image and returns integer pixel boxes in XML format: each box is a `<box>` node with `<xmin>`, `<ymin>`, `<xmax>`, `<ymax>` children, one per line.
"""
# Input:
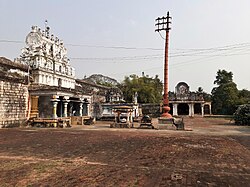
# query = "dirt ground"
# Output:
<box><xmin>0</xmin><ymin>117</ymin><xmax>249</xmax><ymax>186</ymax></box>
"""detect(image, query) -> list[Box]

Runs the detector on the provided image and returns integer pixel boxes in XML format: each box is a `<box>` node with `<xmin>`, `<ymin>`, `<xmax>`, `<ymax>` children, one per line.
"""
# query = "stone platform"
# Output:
<box><xmin>157</xmin><ymin>117</ymin><xmax>185</xmax><ymax>130</ymax></box>
<box><xmin>157</xmin><ymin>117</ymin><xmax>176</xmax><ymax>130</ymax></box>
<box><xmin>156</xmin><ymin>123</ymin><xmax>177</xmax><ymax>130</ymax></box>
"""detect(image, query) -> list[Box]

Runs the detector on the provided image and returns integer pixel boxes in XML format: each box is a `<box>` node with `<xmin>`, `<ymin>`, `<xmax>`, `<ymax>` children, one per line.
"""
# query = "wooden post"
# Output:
<box><xmin>30</xmin><ymin>96</ymin><xmax>39</xmax><ymax>118</ymax></box>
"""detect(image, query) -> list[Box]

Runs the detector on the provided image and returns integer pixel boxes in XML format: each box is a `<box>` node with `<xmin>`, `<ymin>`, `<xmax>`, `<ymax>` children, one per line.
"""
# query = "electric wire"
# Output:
<box><xmin>158</xmin><ymin>32</ymin><xmax>166</xmax><ymax>40</ymax></box>
<box><xmin>1</xmin><ymin>39</ymin><xmax>250</xmax><ymax>66</ymax></box>
<box><xmin>2</xmin><ymin>39</ymin><xmax>250</xmax><ymax>53</ymax></box>
<box><xmin>105</xmin><ymin>45</ymin><xmax>250</xmax><ymax>76</ymax></box>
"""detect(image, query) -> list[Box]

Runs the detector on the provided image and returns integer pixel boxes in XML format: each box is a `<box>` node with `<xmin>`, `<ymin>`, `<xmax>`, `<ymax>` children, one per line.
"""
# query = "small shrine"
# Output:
<box><xmin>169</xmin><ymin>82</ymin><xmax>211</xmax><ymax>117</ymax></box>
<box><xmin>110</xmin><ymin>106</ymin><xmax>134</xmax><ymax>128</ymax></box>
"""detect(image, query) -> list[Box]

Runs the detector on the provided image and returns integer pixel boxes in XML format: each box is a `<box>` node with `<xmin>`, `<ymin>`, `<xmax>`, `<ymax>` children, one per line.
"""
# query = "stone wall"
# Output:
<box><xmin>0</xmin><ymin>57</ymin><xmax>29</xmax><ymax>127</ymax></box>
<box><xmin>141</xmin><ymin>103</ymin><xmax>161</xmax><ymax>117</ymax></box>
<box><xmin>0</xmin><ymin>81</ymin><xmax>28</xmax><ymax>127</ymax></box>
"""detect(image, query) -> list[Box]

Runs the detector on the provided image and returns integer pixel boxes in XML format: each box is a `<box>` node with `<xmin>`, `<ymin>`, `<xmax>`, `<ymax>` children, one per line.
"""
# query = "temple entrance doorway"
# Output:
<box><xmin>177</xmin><ymin>103</ymin><xmax>189</xmax><ymax>115</ymax></box>
<box><xmin>169</xmin><ymin>103</ymin><xmax>173</xmax><ymax>115</ymax></box>
<box><xmin>38</xmin><ymin>96</ymin><xmax>53</xmax><ymax>118</ymax></box>
<box><xmin>56</xmin><ymin>96</ymin><xmax>64</xmax><ymax>117</ymax></box>
<box><xmin>194</xmin><ymin>103</ymin><xmax>202</xmax><ymax>115</ymax></box>
<box><xmin>204</xmin><ymin>104</ymin><xmax>210</xmax><ymax>115</ymax></box>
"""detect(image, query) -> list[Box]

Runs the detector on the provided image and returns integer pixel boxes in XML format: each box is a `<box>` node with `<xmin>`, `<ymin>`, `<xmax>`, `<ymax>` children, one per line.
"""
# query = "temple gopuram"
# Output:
<box><xmin>16</xmin><ymin>25</ymin><xmax>91</xmax><ymax>119</ymax></box>
<box><xmin>169</xmin><ymin>82</ymin><xmax>211</xmax><ymax>117</ymax></box>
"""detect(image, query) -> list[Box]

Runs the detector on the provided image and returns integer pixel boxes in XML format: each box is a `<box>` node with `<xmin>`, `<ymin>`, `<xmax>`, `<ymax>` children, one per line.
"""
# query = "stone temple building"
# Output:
<box><xmin>16</xmin><ymin>25</ymin><xmax>91</xmax><ymax>119</ymax></box>
<box><xmin>8</xmin><ymin>24</ymin><xmax>125</xmax><ymax>124</ymax></box>
<box><xmin>169</xmin><ymin>82</ymin><xmax>211</xmax><ymax>117</ymax></box>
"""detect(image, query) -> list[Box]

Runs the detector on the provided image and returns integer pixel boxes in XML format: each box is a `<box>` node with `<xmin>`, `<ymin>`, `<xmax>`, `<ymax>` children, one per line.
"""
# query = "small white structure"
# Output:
<box><xmin>110</xmin><ymin>106</ymin><xmax>134</xmax><ymax>128</ymax></box>
<box><xmin>169</xmin><ymin>82</ymin><xmax>212</xmax><ymax>117</ymax></box>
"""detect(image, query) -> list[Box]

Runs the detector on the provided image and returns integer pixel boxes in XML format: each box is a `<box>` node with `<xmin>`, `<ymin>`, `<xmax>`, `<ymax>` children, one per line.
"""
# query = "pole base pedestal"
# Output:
<box><xmin>157</xmin><ymin>117</ymin><xmax>176</xmax><ymax>130</ymax></box>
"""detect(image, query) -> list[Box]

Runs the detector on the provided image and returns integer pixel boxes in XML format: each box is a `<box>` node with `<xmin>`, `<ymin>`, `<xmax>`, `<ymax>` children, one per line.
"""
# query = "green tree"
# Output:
<box><xmin>238</xmin><ymin>89</ymin><xmax>250</xmax><ymax>104</ymax></box>
<box><xmin>119</xmin><ymin>74</ymin><xmax>163</xmax><ymax>103</ymax></box>
<box><xmin>211</xmin><ymin>70</ymin><xmax>239</xmax><ymax>115</ymax></box>
<box><xmin>214</xmin><ymin>70</ymin><xmax>233</xmax><ymax>85</ymax></box>
<box><xmin>196</xmin><ymin>87</ymin><xmax>211</xmax><ymax>102</ymax></box>
<box><xmin>234</xmin><ymin>104</ymin><xmax>250</xmax><ymax>126</ymax></box>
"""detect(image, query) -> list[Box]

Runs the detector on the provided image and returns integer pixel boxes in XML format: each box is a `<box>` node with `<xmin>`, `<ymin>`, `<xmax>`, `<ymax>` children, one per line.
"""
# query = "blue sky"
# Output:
<box><xmin>0</xmin><ymin>0</ymin><xmax>250</xmax><ymax>92</ymax></box>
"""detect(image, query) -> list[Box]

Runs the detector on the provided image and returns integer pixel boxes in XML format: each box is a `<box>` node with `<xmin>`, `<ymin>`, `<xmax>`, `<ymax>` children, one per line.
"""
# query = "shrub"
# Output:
<box><xmin>234</xmin><ymin>104</ymin><xmax>250</xmax><ymax>126</ymax></box>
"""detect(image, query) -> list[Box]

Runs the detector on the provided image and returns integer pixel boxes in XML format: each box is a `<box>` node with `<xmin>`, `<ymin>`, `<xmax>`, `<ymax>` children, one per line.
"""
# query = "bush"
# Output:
<box><xmin>234</xmin><ymin>104</ymin><xmax>250</xmax><ymax>126</ymax></box>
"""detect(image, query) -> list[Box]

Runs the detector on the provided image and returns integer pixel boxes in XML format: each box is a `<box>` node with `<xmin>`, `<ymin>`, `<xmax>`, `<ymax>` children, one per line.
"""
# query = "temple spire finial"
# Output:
<box><xmin>45</xmin><ymin>20</ymin><xmax>48</xmax><ymax>29</ymax></box>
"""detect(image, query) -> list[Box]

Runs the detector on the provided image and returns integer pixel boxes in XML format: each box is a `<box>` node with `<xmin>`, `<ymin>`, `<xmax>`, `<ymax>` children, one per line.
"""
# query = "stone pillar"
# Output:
<box><xmin>201</xmin><ymin>104</ymin><xmax>204</xmax><ymax>117</ymax></box>
<box><xmin>191</xmin><ymin>103</ymin><xmax>194</xmax><ymax>117</ymax></box>
<box><xmin>188</xmin><ymin>103</ymin><xmax>194</xmax><ymax>117</ymax></box>
<box><xmin>86</xmin><ymin>103</ymin><xmax>90</xmax><ymax>116</ymax></box>
<box><xmin>52</xmin><ymin>101</ymin><xmax>58</xmax><ymax>119</ymax></box>
<box><xmin>209</xmin><ymin>104</ymin><xmax>212</xmax><ymax>115</ymax></box>
<box><xmin>30</xmin><ymin>96</ymin><xmax>39</xmax><ymax>118</ymax></box>
<box><xmin>188</xmin><ymin>104</ymin><xmax>191</xmax><ymax>117</ymax></box>
<box><xmin>173</xmin><ymin>103</ymin><xmax>178</xmax><ymax>116</ymax></box>
<box><xmin>63</xmin><ymin>102</ymin><xmax>68</xmax><ymax>117</ymax></box>
<box><xmin>63</xmin><ymin>96</ymin><xmax>69</xmax><ymax>117</ymax></box>
<box><xmin>51</xmin><ymin>96</ymin><xmax>59</xmax><ymax>119</ymax></box>
<box><xmin>79</xmin><ymin>102</ymin><xmax>83</xmax><ymax>116</ymax></box>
